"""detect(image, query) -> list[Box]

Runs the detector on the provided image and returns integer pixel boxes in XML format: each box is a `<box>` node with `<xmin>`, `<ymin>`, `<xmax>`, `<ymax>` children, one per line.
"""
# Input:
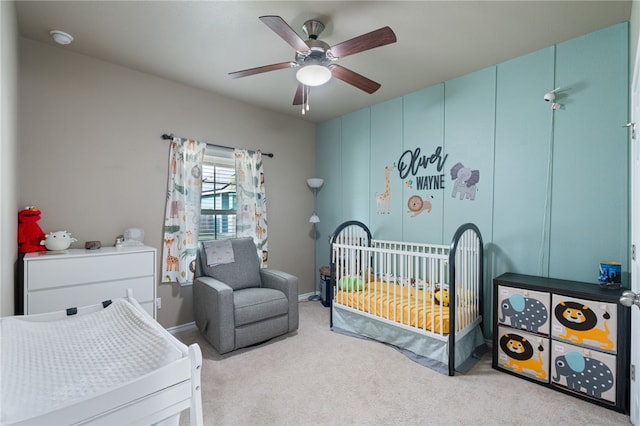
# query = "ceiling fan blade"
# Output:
<box><xmin>330</xmin><ymin>26</ymin><xmax>397</xmax><ymax>59</ymax></box>
<box><xmin>293</xmin><ymin>83</ymin><xmax>304</xmax><ymax>105</ymax></box>
<box><xmin>259</xmin><ymin>15</ymin><xmax>310</xmax><ymax>52</ymax></box>
<box><xmin>228</xmin><ymin>62</ymin><xmax>295</xmax><ymax>79</ymax></box>
<box><xmin>331</xmin><ymin>65</ymin><xmax>381</xmax><ymax>94</ymax></box>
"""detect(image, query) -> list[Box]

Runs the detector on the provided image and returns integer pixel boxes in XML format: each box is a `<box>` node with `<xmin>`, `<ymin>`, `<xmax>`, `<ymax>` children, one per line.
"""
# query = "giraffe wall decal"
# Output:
<box><xmin>376</xmin><ymin>165</ymin><xmax>395</xmax><ymax>214</ymax></box>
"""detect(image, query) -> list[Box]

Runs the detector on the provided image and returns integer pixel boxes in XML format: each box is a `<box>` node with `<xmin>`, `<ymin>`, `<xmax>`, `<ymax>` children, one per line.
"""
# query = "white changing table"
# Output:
<box><xmin>0</xmin><ymin>292</ymin><xmax>203</xmax><ymax>425</ymax></box>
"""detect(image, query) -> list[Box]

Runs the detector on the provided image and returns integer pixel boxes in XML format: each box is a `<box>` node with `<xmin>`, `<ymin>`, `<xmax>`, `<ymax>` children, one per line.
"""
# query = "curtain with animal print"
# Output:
<box><xmin>234</xmin><ymin>149</ymin><xmax>268</xmax><ymax>267</ymax></box>
<box><xmin>162</xmin><ymin>136</ymin><xmax>206</xmax><ymax>284</ymax></box>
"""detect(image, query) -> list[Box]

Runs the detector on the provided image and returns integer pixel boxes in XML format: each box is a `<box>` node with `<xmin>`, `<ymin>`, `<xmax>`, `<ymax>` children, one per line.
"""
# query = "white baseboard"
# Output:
<box><xmin>298</xmin><ymin>291</ymin><xmax>319</xmax><ymax>301</ymax></box>
<box><xmin>167</xmin><ymin>321</ymin><xmax>197</xmax><ymax>335</ymax></box>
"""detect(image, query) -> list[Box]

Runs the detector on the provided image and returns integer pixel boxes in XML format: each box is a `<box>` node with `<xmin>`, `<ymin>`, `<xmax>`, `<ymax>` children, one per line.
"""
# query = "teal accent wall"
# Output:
<box><xmin>550</xmin><ymin>25</ymin><xmax>629</xmax><ymax>281</ymax></box>
<box><xmin>493</xmin><ymin>47</ymin><xmax>555</xmax><ymax>278</ymax></box>
<box><xmin>315</xmin><ymin>23</ymin><xmax>629</xmax><ymax>333</ymax></box>
<box><xmin>402</xmin><ymin>85</ymin><xmax>445</xmax><ymax>243</ymax></box>
<box><xmin>370</xmin><ymin>98</ymin><xmax>403</xmax><ymax>239</ymax></box>
<box><xmin>443</xmin><ymin>67</ymin><xmax>496</xmax><ymax>243</ymax></box>
<box><xmin>341</xmin><ymin>109</ymin><xmax>370</xmax><ymax>223</ymax></box>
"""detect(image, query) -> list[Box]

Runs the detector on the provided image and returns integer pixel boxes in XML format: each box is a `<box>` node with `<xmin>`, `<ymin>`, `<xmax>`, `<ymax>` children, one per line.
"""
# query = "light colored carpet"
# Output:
<box><xmin>175</xmin><ymin>300</ymin><xmax>629</xmax><ymax>426</ymax></box>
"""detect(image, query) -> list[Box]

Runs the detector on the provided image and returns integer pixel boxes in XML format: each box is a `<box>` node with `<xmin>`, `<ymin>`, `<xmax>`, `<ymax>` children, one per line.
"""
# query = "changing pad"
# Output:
<box><xmin>0</xmin><ymin>298</ymin><xmax>183</xmax><ymax>424</ymax></box>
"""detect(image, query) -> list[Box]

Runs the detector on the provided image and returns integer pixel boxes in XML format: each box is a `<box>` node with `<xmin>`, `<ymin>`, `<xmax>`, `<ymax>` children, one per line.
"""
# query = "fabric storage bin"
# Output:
<box><xmin>551</xmin><ymin>294</ymin><xmax>618</xmax><ymax>354</ymax></box>
<box><xmin>551</xmin><ymin>340</ymin><xmax>617</xmax><ymax>404</ymax></box>
<box><xmin>497</xmin><ymin>285</ymin><xmax>551</xmax><ymax>335</ymax></box>
<box><xmin>496</xmin><ymin>326</ymin><xmax>550</xmax><ymax>383</ymax></box>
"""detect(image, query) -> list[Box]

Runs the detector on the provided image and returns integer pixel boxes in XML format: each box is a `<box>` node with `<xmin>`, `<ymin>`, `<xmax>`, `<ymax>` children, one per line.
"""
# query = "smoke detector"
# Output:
<box><xmin>49</xmin><ymin>30</ymin><xmax>74</xmax><ymax>45</ymax></box>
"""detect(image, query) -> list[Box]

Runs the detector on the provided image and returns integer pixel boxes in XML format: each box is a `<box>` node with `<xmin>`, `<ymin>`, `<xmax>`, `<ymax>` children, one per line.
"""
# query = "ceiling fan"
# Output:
<box><xmin>228</xmin><ymin>15</ymin><xmax>397</xmax><ymax>113</ymax></box>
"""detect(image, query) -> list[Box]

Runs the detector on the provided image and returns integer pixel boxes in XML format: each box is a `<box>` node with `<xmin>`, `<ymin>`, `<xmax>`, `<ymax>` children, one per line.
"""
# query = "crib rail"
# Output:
<box><xmin>448</xmin><ymin>223</ymin><xmax>484</xmax><ymax>375</ymax></box>
<box><xmin>330</xmin><ymin>220</ymin><xmax>372</xmax><ymax>248</ymax></box>
<box><xmin>333</xmin><ymin>240</ymin><xmax>451</xmax><ymax>338</ymax></box>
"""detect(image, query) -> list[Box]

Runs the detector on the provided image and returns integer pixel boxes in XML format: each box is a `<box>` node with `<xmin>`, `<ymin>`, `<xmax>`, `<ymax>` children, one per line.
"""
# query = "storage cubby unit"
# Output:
<box><xmin>492</xmin><ymin>273</ymin><xmax>630</xmax><ymax>413</ymax></box>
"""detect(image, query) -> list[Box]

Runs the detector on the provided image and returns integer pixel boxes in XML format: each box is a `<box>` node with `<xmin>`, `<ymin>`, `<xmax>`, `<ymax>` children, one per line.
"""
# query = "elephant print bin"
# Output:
<box><xmin>497</xmin><ymin>286</ymin><xmax>550</xmax><ymax>335</ymax></box>
<box><xmin>497</xmin><ymin>326</ymin><xmax>550</xmax><ymax>383</ymax></box>
<box><xmin>551</xmin><ymin>295</ymin><xmax>618</xmax><ymax>354</ymax></box>
<box><xmin>551</xmin><ymin>340</ymin><xmax>616</xmax><ymax>403</ymax></box>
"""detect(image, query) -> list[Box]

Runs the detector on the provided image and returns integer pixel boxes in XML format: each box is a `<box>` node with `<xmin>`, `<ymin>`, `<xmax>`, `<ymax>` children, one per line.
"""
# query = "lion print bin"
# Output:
<box><xmin>497</xmin><ymin>286</ymin><xmax>551</xmax><ymax>335</ymax></box>
<box><xmin>496</xmin><ymin>326</ymin><xmax>550</xmax><ymax>383</ymax></box>
<box><xmin>551</xmin><ymin>295</ymin><xmax>618</xmax><ymax>354</ymax></box>
<box><xmin>551</xmin><ymin>340</ymin><xmax>617</xmax><ymax>404</ymax></box>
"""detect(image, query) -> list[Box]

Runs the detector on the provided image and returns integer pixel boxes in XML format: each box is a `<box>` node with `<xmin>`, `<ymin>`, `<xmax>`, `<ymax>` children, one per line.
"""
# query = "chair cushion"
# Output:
<box><xmin>200</xmin><ymin>237</ymin><xmax>261</xmax><ymax>290</ymax></box>
<box><xmin>233</xmin><ymin>288</ymin><xmax>288</xmax><ymax>327</ymax></box>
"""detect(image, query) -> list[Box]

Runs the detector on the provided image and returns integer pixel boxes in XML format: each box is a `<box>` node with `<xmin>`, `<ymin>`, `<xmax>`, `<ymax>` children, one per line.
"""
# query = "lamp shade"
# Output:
<box><xmin>309</xmin><ymin>213</ymin><xmax>320</xmax><ymax>223</ymax></box>
<box><xmin>296</xmin><ymin>65</ymin><xmax>332</xmax><ymax>87</ymax></box>
<box><xmin>307</xmin><ymin>178</ymin><xmax>324</xmax><ymax>189</ymax></box>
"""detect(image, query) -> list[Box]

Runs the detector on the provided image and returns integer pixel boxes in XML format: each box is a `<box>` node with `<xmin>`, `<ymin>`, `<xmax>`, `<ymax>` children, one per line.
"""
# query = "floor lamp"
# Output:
<box><xmin>307</xmin><ymin>178</ymin><xmax>323</xmax><ymax>301</ymax></box>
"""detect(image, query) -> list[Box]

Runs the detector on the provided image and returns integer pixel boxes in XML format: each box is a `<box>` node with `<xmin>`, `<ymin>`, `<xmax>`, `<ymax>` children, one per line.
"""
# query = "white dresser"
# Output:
<box><xmin>24</xmin><ymin>246</ymin><xmax>157</xmax><ymax>318</ymax></box>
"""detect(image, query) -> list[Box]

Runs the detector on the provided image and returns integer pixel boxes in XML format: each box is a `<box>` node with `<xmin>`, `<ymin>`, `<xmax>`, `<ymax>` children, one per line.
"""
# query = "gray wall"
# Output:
<box><xmin>16</xmin><ymin>38</ymin><xmax>316</xmax><ymax>328</ymax></box>
<box><xmin>1</xmin><ymin>1</ymin><xmax>18</xmax><ymax>317</ymax></box>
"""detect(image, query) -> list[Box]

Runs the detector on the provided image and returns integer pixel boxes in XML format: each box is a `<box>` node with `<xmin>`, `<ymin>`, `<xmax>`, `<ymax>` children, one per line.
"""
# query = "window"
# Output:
<box><xmin>200</xmin><ymin>148</ymin><xmax>236</xmax><ymax>240</ymax></box>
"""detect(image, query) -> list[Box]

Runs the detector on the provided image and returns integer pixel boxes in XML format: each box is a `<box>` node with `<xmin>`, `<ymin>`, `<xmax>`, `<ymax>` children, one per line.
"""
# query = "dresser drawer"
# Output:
<box><xmin>27</xmin><ymin>276</ymin><xmax>154</xmax><ymax>315</ymax></box>
<box><xmin>497</xmin><ymin>285</ymin><xmax>551</xmax><ymax>335</ymax></box>
<box><xmin>551</xmin><ymin>340</ymin><xmax>617</xmax><ymax>404</ymax></box>
<box><xmin>26</xmin><ymin>251</ymin><xmax>155</xmax><ymax>290</ymax></box>
<box><xmin>551</xmin><ymin>294</ymin><xmax>618</xmax><ymax>354</ymax></box>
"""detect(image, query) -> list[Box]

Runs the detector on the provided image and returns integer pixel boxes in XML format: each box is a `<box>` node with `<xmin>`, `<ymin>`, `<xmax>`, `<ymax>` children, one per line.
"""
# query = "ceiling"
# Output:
<box><xmin>16</xmin><ymin>1</ymin><xmax>632</xmax><ymax>124</ymax></box>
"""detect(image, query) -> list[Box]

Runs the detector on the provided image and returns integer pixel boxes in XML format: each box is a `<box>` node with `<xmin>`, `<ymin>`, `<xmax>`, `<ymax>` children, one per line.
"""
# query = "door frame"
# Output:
<box><xmin>629</xmin><ymin>25</ymin><xmax>640</xmax><ymax>426</ymax></box>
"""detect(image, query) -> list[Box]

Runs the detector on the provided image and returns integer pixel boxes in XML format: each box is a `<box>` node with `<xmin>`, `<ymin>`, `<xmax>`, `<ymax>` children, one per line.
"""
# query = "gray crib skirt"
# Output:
<box><xmin>332</xmin><ymin>306</ymin><xmax>487</xmax><ymax>375</ymax></box>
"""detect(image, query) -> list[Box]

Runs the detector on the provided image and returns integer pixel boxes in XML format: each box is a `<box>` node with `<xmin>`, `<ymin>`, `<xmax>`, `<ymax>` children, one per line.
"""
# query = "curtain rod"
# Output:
<box><xmin>161</xmin><ymin>133</ymin><xmax>274</xmax><ymax>158</ymax></box>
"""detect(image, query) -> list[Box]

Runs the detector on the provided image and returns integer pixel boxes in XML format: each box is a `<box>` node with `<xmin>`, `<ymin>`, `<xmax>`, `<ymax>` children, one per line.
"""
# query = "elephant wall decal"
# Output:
<box><xmin>450</xmin><ymin>162</ymin><xmax>479</xmax><ymax>200</ymax></box>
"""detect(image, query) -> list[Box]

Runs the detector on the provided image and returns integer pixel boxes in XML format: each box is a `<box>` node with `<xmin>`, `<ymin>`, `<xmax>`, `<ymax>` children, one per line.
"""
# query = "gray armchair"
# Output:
<box><xmin>193</xmin><ymin>237</ymin><xmax>298</xmax><ymax>354</ymax></box>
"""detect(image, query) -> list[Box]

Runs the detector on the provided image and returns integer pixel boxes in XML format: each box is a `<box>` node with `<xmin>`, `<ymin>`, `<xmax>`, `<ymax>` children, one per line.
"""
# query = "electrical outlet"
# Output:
<box><xmin>156</xmin><ymin>297</ymin><xmax>161</xmax><ymax>310</ymax></box>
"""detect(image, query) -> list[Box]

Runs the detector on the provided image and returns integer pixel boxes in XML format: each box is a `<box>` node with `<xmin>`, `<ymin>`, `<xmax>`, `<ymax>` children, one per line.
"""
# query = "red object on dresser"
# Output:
<box><xmin>17</xmin><ymin>206</ymin><xmax>47</xmax><ymax>253</ymax></box>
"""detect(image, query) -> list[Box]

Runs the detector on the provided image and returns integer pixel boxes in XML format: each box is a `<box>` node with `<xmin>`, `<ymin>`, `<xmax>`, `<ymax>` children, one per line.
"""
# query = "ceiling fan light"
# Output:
<box><xmin>296</xmin><ymin>64</ymin><xmax>332</xmax><ymax>86</ymax></box>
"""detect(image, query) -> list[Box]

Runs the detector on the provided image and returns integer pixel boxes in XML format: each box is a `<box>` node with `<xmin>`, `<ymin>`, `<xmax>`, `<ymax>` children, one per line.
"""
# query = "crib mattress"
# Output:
<box><xmin>335</xmin><ymin>281</ymin><xmax>451</xmax><ymax>334</ymax></box>
<box><xmin>0</xmin><ymin>298</ymin><xmax>183</xmax><ymax>425</ymax></box>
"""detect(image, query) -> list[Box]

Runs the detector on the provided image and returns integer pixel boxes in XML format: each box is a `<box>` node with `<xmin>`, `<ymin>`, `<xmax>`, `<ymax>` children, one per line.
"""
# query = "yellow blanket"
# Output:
<box><xmin>335</xmin><ymin>281</ymin><xmax>450</xmax><ymax>334</ymax></box>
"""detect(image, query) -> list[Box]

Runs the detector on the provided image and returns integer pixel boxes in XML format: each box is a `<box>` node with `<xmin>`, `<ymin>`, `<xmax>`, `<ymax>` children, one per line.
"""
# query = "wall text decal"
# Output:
<box><xmin>397</xmin><ymin>146</ymin><xmax>448</xmax><ymax>190</ymax></box>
